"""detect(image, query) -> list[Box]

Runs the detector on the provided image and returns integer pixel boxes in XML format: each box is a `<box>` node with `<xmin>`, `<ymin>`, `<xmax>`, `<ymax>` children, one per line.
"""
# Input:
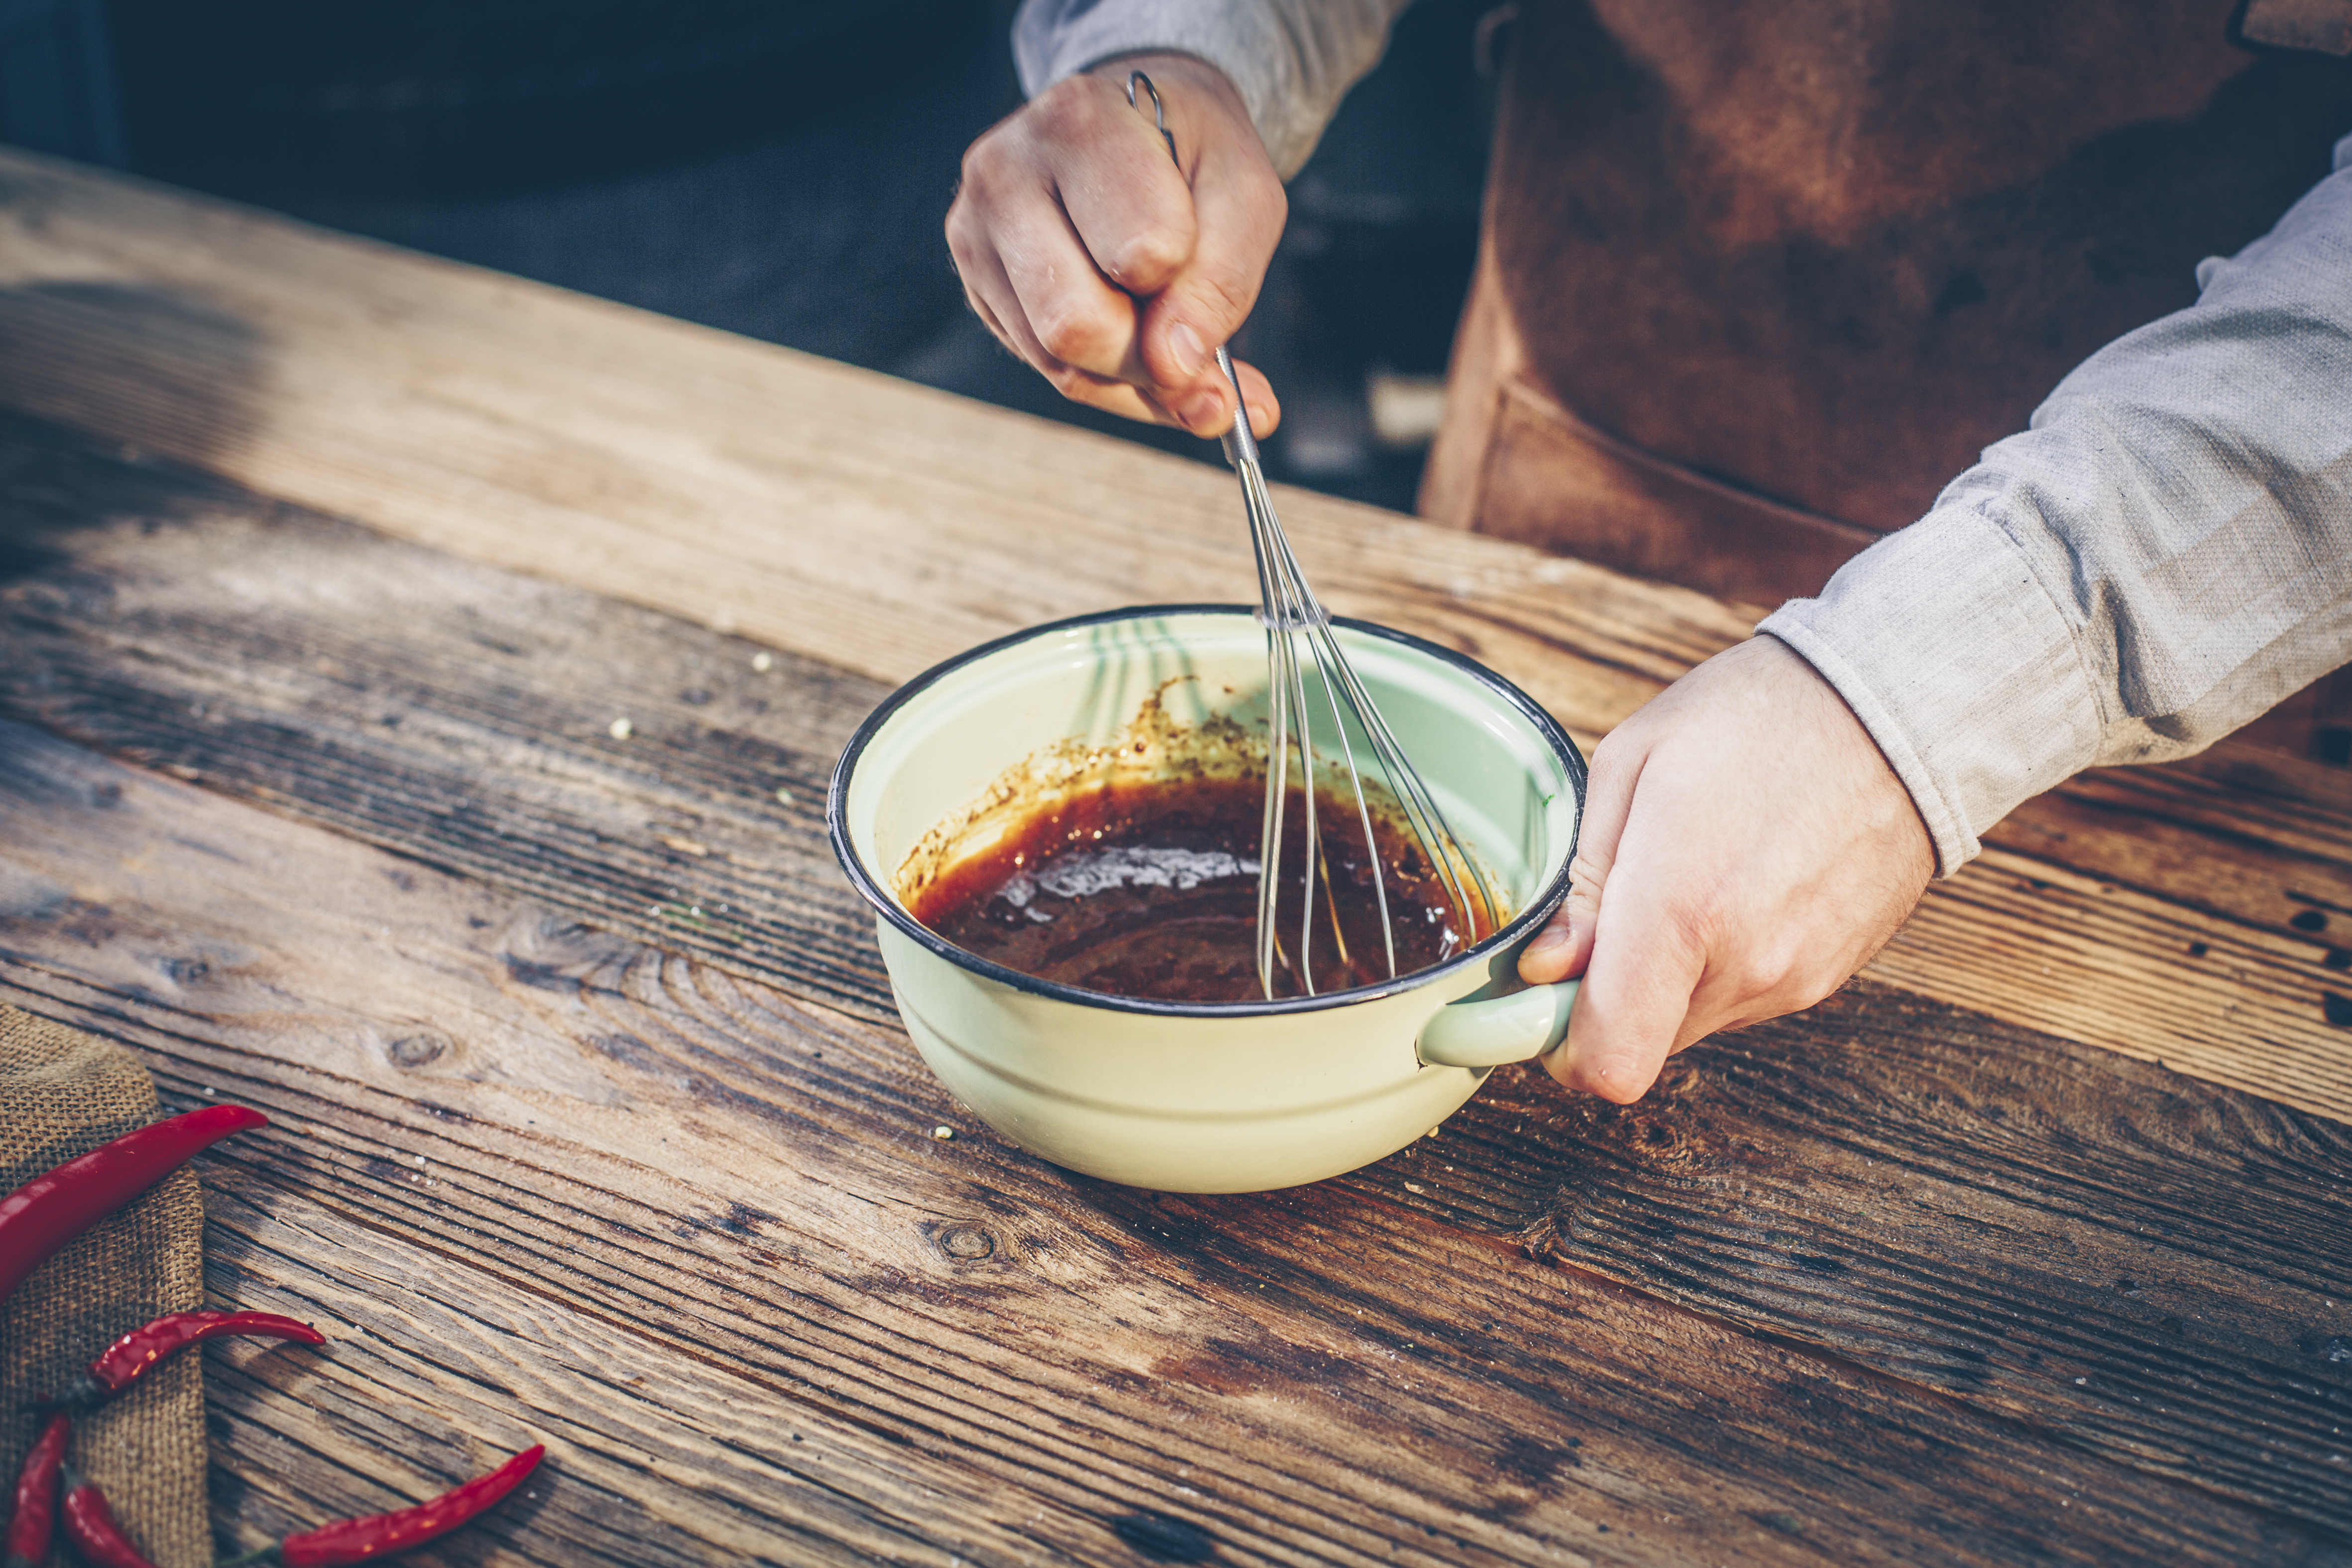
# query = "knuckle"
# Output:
<box><xmin>1105</xmin><ymin>227</ymin><xmax>1189</xmax><ymax>287</ymax></box>
<box><xmin>1040</xmin><ymin>360</ymin><xmax>1090</xmax><ymax>395</ymax></box>
<box><xmin>1589</xmin><ymin>725</ymin><xmax>1640</xmax><ymax>770</ymax></box>
<box><xmin>1028</xmin><ymin>77</ymin><xmax>1109</xmax><ymax>143</ymax></box>
<box><xmin>1571</xmin><ymin>1054</ymin><xmax>1649</xmax><ymax>1104</ymax></box>
<box><xmin>1566</xmin><ymin>850</ymin><xmax>1609</xmax><ymax>895</ymax></box>
<box><xmin>1247</xmin><ymin>175</ymin><xmax>1289</xmax><ymax>232</ymax></box>
<box><xmin>957</xmin><ymin>130</ymin><xmax>1014</xmax><ymax>194</ymax></box>
<box><xmin>1184</xmin><ymin>262</ymin><xmax>1262</xmax><ymax>332</ymax></box>
<box><xmin>1645</xmin><ymin>893</ymin><xmax>1720</xmax><ymax>970</ymax></box>
<box><xmin>1032</xmin><ymin>304</ymin><xmax>1118</xmax><ymax>369</ymax></box>
<box><xmin>943</xmin><ymin>207</ymin><xmax>980</xmax><ymax>267</ymax></box>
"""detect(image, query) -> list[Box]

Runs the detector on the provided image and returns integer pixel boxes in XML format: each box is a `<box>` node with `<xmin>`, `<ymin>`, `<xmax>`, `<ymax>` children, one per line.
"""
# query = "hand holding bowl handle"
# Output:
<box><xmin>1513</xmin><ymin>637</ymin><xmax>1935</xmax><ymax>1100</ymax></box>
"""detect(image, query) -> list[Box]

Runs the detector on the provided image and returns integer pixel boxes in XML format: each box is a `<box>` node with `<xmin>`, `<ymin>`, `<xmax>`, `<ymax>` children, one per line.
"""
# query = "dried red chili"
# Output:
<box><xmin>58</xmin><ymin>1464</ymin><xmax>159</xmax><ymax>1568</ymax></box>
<box><xmin>222</xmin><ymin>1444</ymin><xmax>544</xmax><ymax>1567</ymax></box>
<box><xmin>42</xmin><ymin>1310</ymin><xmax>326</xmax><ymax>1412</ymax></box>
<box><xmin>0</xmin><ymin>1104</ymin><xmax>268</xmax><ymax>1306</ymax></box>
<box><xmin>3</xmin><ymin>1412</ymin><xmax>69</xmax><ymax>1568</ymax></box>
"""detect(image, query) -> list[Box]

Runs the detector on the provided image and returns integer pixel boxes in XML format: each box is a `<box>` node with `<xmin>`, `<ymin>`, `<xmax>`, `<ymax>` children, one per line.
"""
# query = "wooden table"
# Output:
<box><xmin>2</xmin><ymin>146</ymin><xmax>2350</xmax><ymax>1567</ymax></box>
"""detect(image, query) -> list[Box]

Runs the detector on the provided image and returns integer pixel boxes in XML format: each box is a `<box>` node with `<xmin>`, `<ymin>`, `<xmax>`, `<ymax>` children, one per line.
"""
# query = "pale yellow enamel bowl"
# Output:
<box><xmin>828</xmin><ymin>606</ymin><xmax>1585</xmax><ymax>1193</ymax></box>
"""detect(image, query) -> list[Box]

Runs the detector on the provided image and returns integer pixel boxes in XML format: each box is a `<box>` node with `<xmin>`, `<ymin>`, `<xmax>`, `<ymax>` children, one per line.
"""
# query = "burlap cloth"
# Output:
<box><xmin>0</xmin><ymin>1003</ymin><xmax>208</xmax><ymax>1568</ymax></box>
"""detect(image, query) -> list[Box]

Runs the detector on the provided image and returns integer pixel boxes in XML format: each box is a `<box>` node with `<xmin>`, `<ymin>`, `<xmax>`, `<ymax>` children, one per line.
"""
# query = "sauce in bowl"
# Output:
<box><xmin>907</xmin><ymin>774</ymin><xmax>1491</xmax><ymax>1003</ymax></box>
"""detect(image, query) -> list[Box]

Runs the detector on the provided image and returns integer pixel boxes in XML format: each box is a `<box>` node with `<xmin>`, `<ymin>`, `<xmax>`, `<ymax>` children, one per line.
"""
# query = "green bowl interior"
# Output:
<box><xmin>846</xmin><ymin>609</ymin><xmax>1581</xmax><ymax>931</ymax></box>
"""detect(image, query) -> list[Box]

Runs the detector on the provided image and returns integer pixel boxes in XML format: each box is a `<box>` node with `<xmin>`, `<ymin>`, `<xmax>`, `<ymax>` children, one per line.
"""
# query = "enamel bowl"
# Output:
<box><xmin>828</xmin><ymin>605</ymin><xmax>1584</xmax><ymax>1193</ymax></box>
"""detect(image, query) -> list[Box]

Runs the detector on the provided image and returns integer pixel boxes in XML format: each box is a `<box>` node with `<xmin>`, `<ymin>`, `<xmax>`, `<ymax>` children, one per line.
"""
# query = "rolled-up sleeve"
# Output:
<box><xmin>1012</xmin><ymin>0</ymin><xmax>1411</xmax><ymax>177</ymax></box>
<box><xmin>1762</xmin><ymin>135</ymin><xmax>2352</xmax><ymax>876</ymax></box>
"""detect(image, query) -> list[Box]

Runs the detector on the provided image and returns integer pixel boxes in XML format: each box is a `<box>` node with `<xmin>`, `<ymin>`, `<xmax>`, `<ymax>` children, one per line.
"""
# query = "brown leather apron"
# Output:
<box><xmin>1422</xmin><ymin>0</ymin><xmax>2352</xmax><ymax>611</ymax></box>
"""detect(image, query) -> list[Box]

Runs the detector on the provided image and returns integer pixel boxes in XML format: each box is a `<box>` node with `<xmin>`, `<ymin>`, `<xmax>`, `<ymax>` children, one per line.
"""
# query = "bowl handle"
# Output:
<box><xmin>1415</xmin><ymin>980</ymin><xmax>1579</xmax><ymax>1068</ymax></box>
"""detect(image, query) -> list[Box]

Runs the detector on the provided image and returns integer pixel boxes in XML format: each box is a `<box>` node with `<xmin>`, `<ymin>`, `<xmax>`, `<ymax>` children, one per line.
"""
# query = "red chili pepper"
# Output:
<box><xmin>3</xmin><ymin>1412</ymin><xmax>69</xmax><ymax>1568</ymax></box>
<box><xmin>0</xmin><ymin>1104</ymin><xmax>267</xmax><ymax>1306</ymax></box>
<box><xmin>221</xmin><ymin>1444</ymin><xmax>543</xmax><ymax>1568</ymax></box>
<box><xmin>42</xmin><ymin>1311</ymin><xmax>325</xmax><ymax>1412</ymax></box>
<box><xmin>58</xmin><ymin>1464</ymin><xmax>159</xmax><ymax>1568</ymax></box>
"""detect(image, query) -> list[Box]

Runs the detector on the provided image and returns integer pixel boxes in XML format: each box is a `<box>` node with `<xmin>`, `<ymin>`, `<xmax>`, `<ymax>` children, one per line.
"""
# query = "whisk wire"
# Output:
<box><xmin>1285</xmin><ymin>608</ymin><xmax>1320</xmax><ymax>992</ymax></box>
<box><xmin>1134</xmin><ymin>73</ymin><xmax>1494</xmax><ymax>998</ymax></box>
<box><xmin>1255</xmin><ymin>618</ymin><xmax>1288</xmax><ymax>995</ymax></box>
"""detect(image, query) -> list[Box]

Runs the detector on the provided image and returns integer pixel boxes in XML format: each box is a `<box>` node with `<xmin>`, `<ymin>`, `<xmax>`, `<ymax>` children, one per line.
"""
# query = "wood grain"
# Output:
<box><xmin>1874</xmin><ymin>846</ymin><xmax>2352</xmax><ymax>1123</ymax></box>
<box><xmin>0</xmin><ymin>412</ymin><xmax>896</xmax><ymax>1023</ymax></box>
<box><xmin>0</xmin><ymin>146</ymin><xmax>1749</xmax><ymax>746</ymax></box>
<box><xmin>1989</xmin><ymin>752</ymin><xmax>2352</xmax><ymax>945</ymax></box>
<box><xmin>5</xmin><ymin>722</ymin><xmax>2346</xmax><ymax>1565</ymax></box>
<box><xmin>1370</xmin><ymin>988</ymin><xmax>2352</xmax><ymax>1532</ymax></box>
<box><xmin>5</xmin><ymin>410</ymin><xmax>2350</xmax><ymax>1130</ymax></box>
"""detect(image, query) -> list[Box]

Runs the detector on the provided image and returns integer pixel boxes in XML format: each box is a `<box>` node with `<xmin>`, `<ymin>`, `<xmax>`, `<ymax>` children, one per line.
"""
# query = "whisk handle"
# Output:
<box><xmin>1212</xmin><ymin>346</ymin><xmax>1261</xmax><ymax>468</ymax></box>
<box><xmin>1415</xmin><ymin>980</ymin><xmax>1579</xmax><ymax>1069</ymax></box>
<box><xmin>1123</xmin><ymin>71</ymin><xmax>1264</xmax><ymax>474</ymax></box>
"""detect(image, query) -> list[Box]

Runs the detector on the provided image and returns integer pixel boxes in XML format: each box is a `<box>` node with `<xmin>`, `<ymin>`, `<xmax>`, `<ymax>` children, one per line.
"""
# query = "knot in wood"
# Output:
<box><xmin>1111</xmin><ymin>1512</ymin><xmax>1216</xmax><ymax>1562</ymax></box>
<box><xmin>938</xmin><ymin>1224</ymin><xmax>995</xmax><ymax>1261</ymax></box>
<box><xmin>1626</xmin><ymin>1113</ymin><xmax>1700</xmax><ymax>1170</ymax></box>
<box><xmin>384</xmin><ymin>1032</ymin><xmax>449</xmax><ymax>1069</ymax></box>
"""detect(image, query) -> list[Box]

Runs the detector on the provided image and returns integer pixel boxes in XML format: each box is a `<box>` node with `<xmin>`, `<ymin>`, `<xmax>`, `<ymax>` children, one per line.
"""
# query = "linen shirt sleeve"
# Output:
<box><xmin>1761</xmin><ymin>135</ymin><xmax>2352</xmax><ymax>877</ymax></box>
<box><xmin>1012</xmin><ymin>0</ymin><xmax>1413</xmax><ymax>177</ymax></box>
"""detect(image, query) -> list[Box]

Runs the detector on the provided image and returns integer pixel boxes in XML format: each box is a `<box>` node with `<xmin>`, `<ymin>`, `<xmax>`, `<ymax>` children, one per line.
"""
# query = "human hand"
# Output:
<box><xmin>946</xmin><ymin>52</ymin><xmax>1286</xmax><ymax>440</ymax></box>
<box><xmin>1518</xmin><ymin>635</ymin><xmax>1935</xmax><ymax>1102</ymax></box>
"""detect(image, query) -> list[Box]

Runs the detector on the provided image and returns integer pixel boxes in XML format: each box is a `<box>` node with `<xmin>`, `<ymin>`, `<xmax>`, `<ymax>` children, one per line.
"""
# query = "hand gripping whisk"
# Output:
<box><xmin>1128</xmin><ymin>73</ymin><xmax>1497</xmax><ymax>999</ymax></box>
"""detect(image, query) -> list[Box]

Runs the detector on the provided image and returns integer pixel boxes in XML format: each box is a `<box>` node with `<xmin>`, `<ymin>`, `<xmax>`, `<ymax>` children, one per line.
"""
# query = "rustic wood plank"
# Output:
<box><xmin>1372</xmin><ymin>987</ymin><xmax>2352</xmax><ymax>1533</ymax></box>
<box><xmin>6</xmin><ymin>408</ymin><xmax>2350</xmax><ymax>1129</ymax></box>
<box><xmin>1987</xmin><ymin>748</ymin><xmax>2352</xmax><ymax>952</ymax></box>
<box><xmin>0</xmin><ymin>410</ymin><xmax>896</xmax><ymax>1023</ymax></box>
<box><xmin>1873</xmin><ymin>846</ymin><xmax>2352</xmax><ymax>1123</ymax></box>
<box><xmin>193</xmin><ymin>1183</ymin><xmax>1129</xmax><ymax>1568</ymax></box>
<box><xmin>0</xmin><ymin>146</ymin><xmax>1746</xmax><ymax>748</ymax></box>
<box><xmin>5</xmin><ymin>722</ymin><xmax>2342</xmax><ymax>1565</ymax></box>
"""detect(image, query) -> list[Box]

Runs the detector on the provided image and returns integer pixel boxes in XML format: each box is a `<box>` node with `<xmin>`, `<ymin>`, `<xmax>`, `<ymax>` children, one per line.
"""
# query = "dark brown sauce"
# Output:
<box><xmin>906</xmin><ymin>775</ymin><xmax>1492</xmax><ymax>1003</ymax></box>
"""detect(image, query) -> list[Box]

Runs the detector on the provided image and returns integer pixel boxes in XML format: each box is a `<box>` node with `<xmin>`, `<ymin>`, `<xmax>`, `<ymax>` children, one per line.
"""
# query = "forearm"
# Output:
<box><xmin>1763</xmin><ymin>136</ymin><xmax>2352</xmax><ymax>874</ymax></box>
<box><xmin>1012</xmin><ymin>0</ymin><xmax>1413</xmax><ymax>177</ymax></box>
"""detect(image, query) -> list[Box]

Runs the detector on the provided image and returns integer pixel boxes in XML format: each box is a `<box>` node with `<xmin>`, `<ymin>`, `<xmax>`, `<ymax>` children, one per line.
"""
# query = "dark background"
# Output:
<box><xmin>0</xmin><ymin>0</ymin><xmax>1500</xmax><ymax>511</ymax></box>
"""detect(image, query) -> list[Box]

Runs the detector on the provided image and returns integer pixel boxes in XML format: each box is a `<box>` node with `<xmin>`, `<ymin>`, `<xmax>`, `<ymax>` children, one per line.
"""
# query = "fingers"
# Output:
<box><xmin>948</xmin><ymin>98</ymin><xmax>1157</xmax><ymax>409</ymax></box>
<box><xmin>995</xmin><ymin>85</ymin><xmax>1189</xmax><ymax>387</ymax></box>
<box><xmin>1189</xmin><ymin>355</ymin><xmax>1281</xmax><ymax>439</ymax></box>
<box><xmin>1050</xmin><ymin>92</ymin><xmax>1198</xmax><ymax>304</ymax></box>
<box><xmin>1131</xmin><ymin>85</ymin><xmax>1288</xmax><ymax>399</ymax></box>
<box><xmin>958</xmin><ymin>223</ymin><xmax>1276</xmax><ymax>437</ymax></box>
<box><xmin>952</xmin><ymin>243</ymin><xmax>1168</xmax><ymax>425</ymax></box>
<box><xmin>1549</xmin><ymin>875</ymin><xmax>1707</xmax><ymax>1103</ymax></box>
<box><xmin>1519</xmin><ymin>734</ymin><xmax>1642</xmax><ymax>985</ymax></box>
<box><xmin>1536</xmin><ymin>734</ymin><xmax>1701</xmax><ymax>1103</ymax></box>
<box><xmin>946</xmin><ymin>55</ymin><xmax>1285</xmax><ymax>437</ymax></box>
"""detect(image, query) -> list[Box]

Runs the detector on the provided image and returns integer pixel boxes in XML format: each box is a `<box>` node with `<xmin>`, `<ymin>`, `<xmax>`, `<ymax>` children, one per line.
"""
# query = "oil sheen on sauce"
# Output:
<box><xmin>906</xmin><ymin>774</ymin><xmax>1490</xmax><ymax>1003</ymax></box>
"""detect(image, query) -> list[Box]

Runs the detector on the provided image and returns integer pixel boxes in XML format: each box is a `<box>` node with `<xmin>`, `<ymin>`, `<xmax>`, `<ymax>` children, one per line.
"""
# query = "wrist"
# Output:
<box><xmin>1757</xmin><ymin>501</ymin><xmax>2103</xmax><ymax>877</ymax></box>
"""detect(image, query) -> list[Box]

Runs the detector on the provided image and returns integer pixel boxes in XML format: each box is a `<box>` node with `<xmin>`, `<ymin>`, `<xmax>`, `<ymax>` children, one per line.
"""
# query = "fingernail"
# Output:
<box><xmin>1177</xmin><ymin>389</ymin><xmax>1225</xmax><ymax>431</ymax></box>
<box><xmin>1528</xmin><ymin>925</ymin><xmax>1571</xmax><ymax>955</ymax></box>
<box><xmin>1168</xmin><ymin>321</ymin><xmax>1206</xmax><ymax>377</ymax></box>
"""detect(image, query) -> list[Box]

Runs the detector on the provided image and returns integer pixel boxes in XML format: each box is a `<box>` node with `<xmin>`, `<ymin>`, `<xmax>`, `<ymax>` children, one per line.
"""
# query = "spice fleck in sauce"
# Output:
<box><xmin>908</xmin><ymin>775</ymin><xmax>1492</xmax><ymax>1003</ymax></box>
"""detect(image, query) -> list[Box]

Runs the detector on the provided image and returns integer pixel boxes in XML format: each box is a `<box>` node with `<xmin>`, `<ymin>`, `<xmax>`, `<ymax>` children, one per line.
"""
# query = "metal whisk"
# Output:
<box><xmin>1129</xmin><ymin>73</ymin><xmax>1496</xmax><ymax>1000</ymax></box>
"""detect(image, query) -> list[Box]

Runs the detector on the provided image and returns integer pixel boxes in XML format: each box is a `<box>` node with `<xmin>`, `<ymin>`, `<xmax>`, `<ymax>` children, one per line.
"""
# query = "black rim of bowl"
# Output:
<box><xmin>827</xmin><ymin>603</ymin><xmax>1589</xmax><ymax>1017</ymax></box>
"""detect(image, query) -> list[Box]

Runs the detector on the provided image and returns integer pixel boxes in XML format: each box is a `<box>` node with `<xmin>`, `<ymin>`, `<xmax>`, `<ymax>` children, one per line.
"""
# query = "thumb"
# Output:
<box><xmin>1540</xmin><ymin>735</ymin><xmax>1702</xmax><ymax>1103</ymax></box>
<box><xmin>1141</xmin><ymin>354</ymin><xmax>1283</xmax><ymax>440</ymax></box>
<box><xmin>1520</xmin><ymin>741</ymin><xmax>1642</xmax><ymax>986</ymax></box>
